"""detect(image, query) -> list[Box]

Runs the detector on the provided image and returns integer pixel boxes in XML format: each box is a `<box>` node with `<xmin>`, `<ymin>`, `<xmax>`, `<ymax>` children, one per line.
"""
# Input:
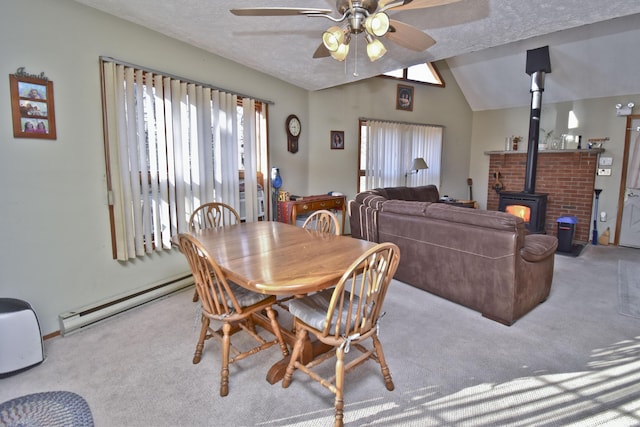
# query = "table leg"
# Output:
<box><xmin>251</xmin><ymin>312</ymin><xmax>332</xmax><ymax>384</ymax></box>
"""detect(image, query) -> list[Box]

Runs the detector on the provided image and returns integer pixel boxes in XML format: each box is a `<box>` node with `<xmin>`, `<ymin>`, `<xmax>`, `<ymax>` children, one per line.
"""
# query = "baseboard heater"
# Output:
<box><xmin>58</xmin><ymin>273</ymin><xmax>194</xmax><ymax>336</ymax></box>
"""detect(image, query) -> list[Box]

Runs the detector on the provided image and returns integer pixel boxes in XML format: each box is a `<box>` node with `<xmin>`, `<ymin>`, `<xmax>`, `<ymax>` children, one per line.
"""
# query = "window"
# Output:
<box><xmin>358</xmin><ymin>119</ymin><xmax>443</xmax><ymax>192</ymax></box>
<box><xmin>100</xmin><ymin>58</ymin><xmax>268</xmax><ymax>260</ymax></box>
<box><xmin>381</xmin><ymin>62</ymin><xmax>444</xmax><ymax>87</ymax></box>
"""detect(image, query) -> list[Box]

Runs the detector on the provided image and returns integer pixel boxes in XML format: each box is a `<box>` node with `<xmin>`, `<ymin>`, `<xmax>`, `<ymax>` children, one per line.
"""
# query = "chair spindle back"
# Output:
<box><xmin>323</xmin><ymin>242</ymin><xmax>400</xmax><ymax>339</ymax></box>
<box><xmin>178</xmin><ymin>233</ymin><xmax>243</xmax><ymax>316</ymax></box>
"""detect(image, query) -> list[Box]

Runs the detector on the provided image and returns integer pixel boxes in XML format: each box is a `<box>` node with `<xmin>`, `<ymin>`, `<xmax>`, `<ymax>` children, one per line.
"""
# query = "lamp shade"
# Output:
<box><xmin>411</xmin><ymin>157</ymin><xmax>428</xmax><ymax>171</ymax></box>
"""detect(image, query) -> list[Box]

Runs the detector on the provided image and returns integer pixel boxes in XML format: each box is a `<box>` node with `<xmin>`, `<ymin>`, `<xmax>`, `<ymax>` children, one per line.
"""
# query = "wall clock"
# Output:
<box><xmin>285</xmin><ymin>114</ymin><xmax>301</xmax><ymax>153</ymax></box>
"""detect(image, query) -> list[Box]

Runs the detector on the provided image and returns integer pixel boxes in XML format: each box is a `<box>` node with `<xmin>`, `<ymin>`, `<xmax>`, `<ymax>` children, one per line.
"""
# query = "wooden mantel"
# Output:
<box><xmin>485</xmin><ymin>149</ymin><xmax>603</xmax><ymax>242</ymax></box>
<box><xmin>484</xmin><ymin>148</ymin><xmax>604</xmax><ymax>156</ymax></box>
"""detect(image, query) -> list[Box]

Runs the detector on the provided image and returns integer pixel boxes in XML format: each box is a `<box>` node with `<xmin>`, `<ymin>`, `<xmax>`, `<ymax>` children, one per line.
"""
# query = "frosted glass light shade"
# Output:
<box><xmin>365</xmin><ymin>12</ymin><xmax>390</xmax><ymax>37</ymax></box>
<box><xmin>330</xmin><ymin>43</ymin><xmax>350</xmax><ymax>61</ymax></box>
<box><xmin>322</xmin><ymin>26</ymin><xmax>344</xmax><ymax>52</ymax></box>
<box><xmin>366</xmin><ymin>38</ymin><xmax>387</xmax><ymax>62</ymax></box>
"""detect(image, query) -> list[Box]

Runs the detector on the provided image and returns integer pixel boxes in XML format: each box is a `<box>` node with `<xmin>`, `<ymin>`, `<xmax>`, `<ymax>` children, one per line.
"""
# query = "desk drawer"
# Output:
<box><xmin>298</xmin><ymin>199</ymin><xmax>342</xmax><ymax>212</ymax></box>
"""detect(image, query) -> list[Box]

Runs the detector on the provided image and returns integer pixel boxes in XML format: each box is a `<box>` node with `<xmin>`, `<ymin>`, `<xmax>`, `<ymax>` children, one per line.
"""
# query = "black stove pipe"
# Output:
<box><xmin>524</xmin><ymin>46</ymin><xmax>551</xmax><ymax>194</ymax></box>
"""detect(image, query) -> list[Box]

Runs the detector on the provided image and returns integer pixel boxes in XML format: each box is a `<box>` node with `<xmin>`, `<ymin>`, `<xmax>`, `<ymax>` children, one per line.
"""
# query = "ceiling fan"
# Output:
<box><xmin>230</xmin><ymin>0</ymin><xmax>462</xmax><ymax>62</ymax></box>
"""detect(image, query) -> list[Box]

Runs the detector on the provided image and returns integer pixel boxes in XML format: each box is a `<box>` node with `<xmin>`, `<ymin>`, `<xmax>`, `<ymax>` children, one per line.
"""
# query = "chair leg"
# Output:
<box><xmin>282</xmin><ymin>328</ymin><xmax>307</xmax><ymax>388</ymax></box>
<box><xmin>192</xmin><ymin>289</ymin><xmax>199</xmax><ymax>302</ymax></box>
<box><xmin>220</xmin><ymin>322</ymin><xmax>231</xmax><ymax>397</ymax></box>
<box><xmin>372</xmin><ymin>334</ymin><xmax>394</xmax><ymax>391</ymax></box>
<box><xmin>265</xmin><ymin>306</ymin><xmax>289</xmax><ymax>357</ymax></box>
<box><xmin>333</xmin><ymin>346</ymin><xmax>346</xmax><ymax>427</ymax></box>
<box><xmin>193</xmin><ymin>316</ymin><xmax>209</xmax><ymax>364</ymax></box>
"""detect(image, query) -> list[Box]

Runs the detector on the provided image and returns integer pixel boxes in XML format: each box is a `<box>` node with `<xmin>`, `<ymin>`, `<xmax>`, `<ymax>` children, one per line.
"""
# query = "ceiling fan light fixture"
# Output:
<box><xmin>330</xmin><ymin>43</ymin><xmax>350</xmax><ymax>61</ymax></box>
<box><xmin>365</xmin><ymin>12</ymin><xmax>390</xmax><ymax>37</ymax></box>
<box><xmin>365</xmin><ymin>34</ymin><xmax>387</xmax><ymax>62</ymax></box>
<box><xmin>322</xmin><ymin>26</ymin><xmax>345</xmax><ymax>52</ymax></box>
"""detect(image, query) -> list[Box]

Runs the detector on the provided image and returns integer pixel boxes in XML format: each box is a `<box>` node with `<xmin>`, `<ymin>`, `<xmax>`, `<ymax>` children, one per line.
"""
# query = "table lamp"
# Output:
<box><xmin>404</xmin><ymin>157</ymin><xmax>428</xmax><ymax>186</ymax></box>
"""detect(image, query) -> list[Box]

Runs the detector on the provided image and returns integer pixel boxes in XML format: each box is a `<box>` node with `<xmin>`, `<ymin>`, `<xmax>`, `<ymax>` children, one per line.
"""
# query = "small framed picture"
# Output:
<box><xmin>330</xmin><ymin>130</ymin><xmax>344</xmax><ymax>150</ymax></box>
<box><xmin>396</xmin><ymin>84</ymin><xmax>414</xmax><ymax>111</ymax></box>
<box><xmin>9</xmin><ymin>74</ymin><xmax>57</xmax><ymax>139</ymax></box>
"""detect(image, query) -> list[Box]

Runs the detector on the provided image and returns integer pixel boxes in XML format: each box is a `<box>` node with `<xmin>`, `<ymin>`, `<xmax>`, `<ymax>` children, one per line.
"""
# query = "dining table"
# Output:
<box><xmin>187</xmin><ymin>220</ymin><xmax>377</xmax><ymax>383</ymax></box>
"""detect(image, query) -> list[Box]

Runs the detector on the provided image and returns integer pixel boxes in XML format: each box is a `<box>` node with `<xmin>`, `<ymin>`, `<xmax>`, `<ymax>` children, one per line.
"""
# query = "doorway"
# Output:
<box><xmin>615</xmin><ymin>115</ymin><xmax>640</xmax><ymax>248</ymax></box>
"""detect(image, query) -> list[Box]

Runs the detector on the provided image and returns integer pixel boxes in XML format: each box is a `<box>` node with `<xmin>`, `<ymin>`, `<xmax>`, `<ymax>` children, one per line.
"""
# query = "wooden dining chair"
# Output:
<box><xmin>177</xmin><ymin>233</ymin><xmax>289</xmax><ymax>397</ymax></box>
<box><xmin>273</xmin><ymin>209</ymin><xmax>342</xmax><ymax>312</ymax></box>
<box><xmin>189</xmin><ymin>202</ymin><xmax>240</xmax><ymax>231</ymax></box>
<box><xmin>302</xmin><ymin>209</ymin><xmax>341</xmax><ymax>235</ymax></box>
<box><xmin>188</xmin><ymin>202</ymin><xmax>240</xmax><ymax>301</ymax></box>
<box><xmin>281</xmin><ymin>242</ymin><xmax>400</xmax><ymax>427</ymax></box>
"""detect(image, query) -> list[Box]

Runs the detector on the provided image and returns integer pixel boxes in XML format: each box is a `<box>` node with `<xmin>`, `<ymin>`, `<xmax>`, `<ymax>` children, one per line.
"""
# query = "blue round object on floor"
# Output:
<box><xmin>0</xmin><ymin>391</ymin><xmax>93</xmax><ymax>426</ymax></box>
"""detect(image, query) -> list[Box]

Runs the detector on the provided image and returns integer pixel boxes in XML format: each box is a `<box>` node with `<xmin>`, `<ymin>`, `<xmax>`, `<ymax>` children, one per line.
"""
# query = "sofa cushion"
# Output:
<box><xmin>425</xmin><ymin>203</ymin><xmax>522</xmax><ymax>232</ymax></box>
<box><xmin>375</xmin><ymin>185</ymin><xmax>439</xmax><ymax>202</ymax></box>
<box><xmin>382</xmin><ymin>200</ymin><xmax>521</xmax><ymax>232</ymax></box>
<box><xmin>380</xmin><ymin>200</ymin><xmax>431</xmax><ymax>216</ymax></box>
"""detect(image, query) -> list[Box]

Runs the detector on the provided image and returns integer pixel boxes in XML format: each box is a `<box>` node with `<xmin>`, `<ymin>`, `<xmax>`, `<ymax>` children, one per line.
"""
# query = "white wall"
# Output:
<box><xmin>469</xmin><ymin>94</ymin><xmax>640</xmax><ymax>241</ymax></box>
<box><xmin>306</xmin><ymin>62</ymin><xmax>474</xmax><ymax>208</ymax></box>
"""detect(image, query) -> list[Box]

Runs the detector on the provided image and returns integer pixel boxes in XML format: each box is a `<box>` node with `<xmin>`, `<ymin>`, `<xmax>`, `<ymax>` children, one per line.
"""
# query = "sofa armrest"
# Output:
<box><xmin>349</xmin><ymin>198</ymin><xmax>382</xmax><ymax>242</ymax></box>
<box><xmin>520</xmin><ymin>234</ymin><xmax>558</xmax><ymax>262</ymax></box>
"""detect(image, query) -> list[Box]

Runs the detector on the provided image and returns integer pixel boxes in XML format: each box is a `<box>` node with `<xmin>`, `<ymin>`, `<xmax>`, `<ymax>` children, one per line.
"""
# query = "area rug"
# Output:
<box><xmin>0</xmin><ymin>391</ymin><xmax>94</xmax><ymax>426</ymax></box>
<box><xmin>618</xmin><ymin>259</ymin><xmax>640</xmax><ymax>318</ymax></box>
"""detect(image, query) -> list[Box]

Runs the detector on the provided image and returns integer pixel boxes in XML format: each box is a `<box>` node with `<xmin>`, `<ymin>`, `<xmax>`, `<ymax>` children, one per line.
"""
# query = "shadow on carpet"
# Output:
<box><xmin>618</xmin><ymin>259</ymin><xmax>640</xmax><ymax>319</ymax></box>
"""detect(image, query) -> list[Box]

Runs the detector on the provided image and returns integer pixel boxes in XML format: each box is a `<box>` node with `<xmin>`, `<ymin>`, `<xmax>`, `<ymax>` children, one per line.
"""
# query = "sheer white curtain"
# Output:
<box><xmin>242</xmin><ymin>99</ymin><xmax>259</xmax><ymax>222</ymax></box>
<box><xmin>102</xmin><ymin>60</ymin><xmax>262</xmax><ymax>261</ymax></box>
<box><xmin>363</xmin><ymin>120</ymin><xmax>442</xmax><ymax>190</ymax></box>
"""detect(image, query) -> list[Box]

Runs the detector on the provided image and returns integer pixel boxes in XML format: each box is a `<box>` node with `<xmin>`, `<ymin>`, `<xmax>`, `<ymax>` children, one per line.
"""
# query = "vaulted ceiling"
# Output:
<box><xmin>72</xmin><ymin>0</ymin><xmax>640</xmax><ymax>111</ymax></box>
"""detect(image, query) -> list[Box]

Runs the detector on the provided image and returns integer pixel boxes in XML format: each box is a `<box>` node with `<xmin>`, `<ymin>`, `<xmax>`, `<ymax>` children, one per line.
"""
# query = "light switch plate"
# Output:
<box><xmin>597</xmin><ymin>168</ymin><xmax>612</xmax><ymax>176</ymax></box>
<box><xmin>599</xmin><ymin>156</ymin><xmax>613</xmax><ymax>166</ymax></box>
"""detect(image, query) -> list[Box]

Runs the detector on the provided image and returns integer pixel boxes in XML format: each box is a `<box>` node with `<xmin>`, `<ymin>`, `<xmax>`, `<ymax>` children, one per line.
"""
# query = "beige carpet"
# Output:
<box><xmin>1</xmin><ymin>245</ymin><xmax>640</xmax><ymax>426</ymax></box>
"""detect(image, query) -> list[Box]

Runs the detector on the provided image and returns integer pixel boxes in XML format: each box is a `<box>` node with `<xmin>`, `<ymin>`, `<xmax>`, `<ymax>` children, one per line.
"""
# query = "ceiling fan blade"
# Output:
<box><xmin>230</xmin><ymin>7</ymin><xmax>332</xmax><ymax>16</ymax></box>
<box><xmin>313</xmin><ymin>43</ymin><xmax>331</xmax><ymax>58</ymax></box>
<box><xmin>386</xmin><ymin>19</ymin><xmax>436</xmax><ymax>51</ymax></box>
<box><xmin>378</xmin><ymin>0</ymin><xmax>411</xmax><ymax>10</ymax></box>
<box><xmin>383</xmin><ymin>0</ymin><xmax>462</xmax><ymax>12</ymax></box>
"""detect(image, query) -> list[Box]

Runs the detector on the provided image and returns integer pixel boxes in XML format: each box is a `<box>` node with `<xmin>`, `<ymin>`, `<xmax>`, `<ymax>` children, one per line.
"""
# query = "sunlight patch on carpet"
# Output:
<box><xmin>618</xmin><ymin>260</ymin><xmax>640</xmax><ymax>319</ymax></box>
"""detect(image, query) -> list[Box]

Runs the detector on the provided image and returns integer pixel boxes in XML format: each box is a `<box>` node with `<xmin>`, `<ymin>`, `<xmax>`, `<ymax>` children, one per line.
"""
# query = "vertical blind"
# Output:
<box><xmin>101</xmin><ymin>59</ymin><xmax>266</xmax><ymax>261</ymax></box>
<box><xmin>362</xmin><ymin>119</ymin><xmax>443</xmax><ymax>190</ymax></box>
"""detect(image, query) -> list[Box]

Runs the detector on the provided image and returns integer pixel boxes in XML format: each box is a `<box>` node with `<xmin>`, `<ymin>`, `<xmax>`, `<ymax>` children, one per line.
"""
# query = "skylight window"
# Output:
<box><xmin>382</xmin><ymin>62</ymin><xmax>444</xmax><ymax>87</ymax></box>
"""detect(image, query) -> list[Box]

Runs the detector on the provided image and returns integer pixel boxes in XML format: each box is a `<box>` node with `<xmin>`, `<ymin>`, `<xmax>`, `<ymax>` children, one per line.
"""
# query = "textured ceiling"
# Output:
<box><xmin>72</xmin><ymin>0</ymin><xmax>640</xmax><ymax>110</ymax></box>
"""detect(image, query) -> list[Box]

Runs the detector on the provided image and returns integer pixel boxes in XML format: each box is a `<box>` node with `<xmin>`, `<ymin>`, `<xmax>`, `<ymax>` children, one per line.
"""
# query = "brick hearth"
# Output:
<box><xmin>486</xmin><ymin>149</ymin><xmax>602</xmax><ymax>243</ymax></box>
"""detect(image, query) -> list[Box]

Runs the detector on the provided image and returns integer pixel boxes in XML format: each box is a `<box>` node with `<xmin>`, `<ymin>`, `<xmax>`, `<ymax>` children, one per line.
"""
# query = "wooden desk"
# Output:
<box><xmin>277</xmin><ymin>194</ymin><xmax>346</xmax><ymax>235</ymax></box>
<box><xmin>189</xmin><ymin>222</ymin><xmax>376</xmax><ymax>382</ymax></box>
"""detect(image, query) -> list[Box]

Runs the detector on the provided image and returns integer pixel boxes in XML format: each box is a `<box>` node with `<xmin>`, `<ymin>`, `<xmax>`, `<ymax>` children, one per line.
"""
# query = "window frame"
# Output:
<box><xmin>357</xmin><ymin>118</ymin><xmax>443</xmax><ymax>192</ymax></box>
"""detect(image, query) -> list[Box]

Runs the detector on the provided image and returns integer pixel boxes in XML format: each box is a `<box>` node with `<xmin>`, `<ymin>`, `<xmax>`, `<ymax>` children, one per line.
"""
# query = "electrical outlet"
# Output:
<box><xmin>597</xmin><ymin>168</ymin><xmax>612</xmax><ymax>176</ymax></box>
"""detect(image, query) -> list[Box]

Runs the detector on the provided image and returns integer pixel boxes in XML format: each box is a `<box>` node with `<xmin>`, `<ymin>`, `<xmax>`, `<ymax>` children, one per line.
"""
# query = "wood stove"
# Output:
<box><xmin>498</xmin><ymin>192</ymin><xmax>547</xmax><ymax>234</ymax></box>
<box><xmin>498</xmin><ymin>46</ymin><xmax>551</xmax><ymax>235</ymax></box>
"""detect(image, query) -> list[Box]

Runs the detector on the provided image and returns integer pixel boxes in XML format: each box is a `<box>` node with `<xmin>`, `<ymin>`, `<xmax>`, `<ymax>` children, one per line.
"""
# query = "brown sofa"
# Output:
<box><xmin>349</xmin><ymin>186</ymin><xmax>558</xmax><ymax>325</ymax></box>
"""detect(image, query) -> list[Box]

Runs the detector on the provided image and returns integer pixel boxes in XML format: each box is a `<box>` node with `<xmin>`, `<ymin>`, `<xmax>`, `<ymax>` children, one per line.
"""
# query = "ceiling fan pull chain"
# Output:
<box><xmin>353</xmin><ymin>32</ymin><xmax>359</xmax><ymax>77</ymax></box>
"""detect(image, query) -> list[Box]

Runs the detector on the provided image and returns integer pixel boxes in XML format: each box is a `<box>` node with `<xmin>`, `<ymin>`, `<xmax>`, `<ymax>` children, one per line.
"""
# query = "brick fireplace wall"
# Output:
<box><xmin>487</xmin><ymin>150</ymin><xmax>601</xmax><ymax>242</ymax></box>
